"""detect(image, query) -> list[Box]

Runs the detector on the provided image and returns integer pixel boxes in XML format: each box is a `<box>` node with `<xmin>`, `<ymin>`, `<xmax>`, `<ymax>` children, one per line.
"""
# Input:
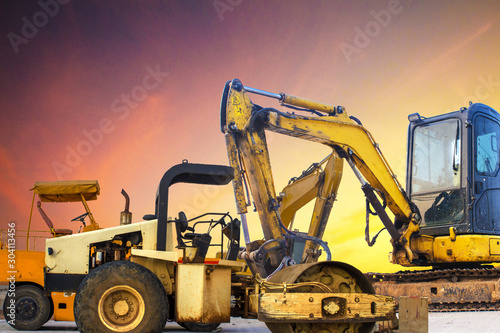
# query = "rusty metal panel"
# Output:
<box><xmin>399</xmin><ymin>297</ymin><xmax>428</xmax><ymax>333</ymax></box>
<box><xmin>175</xmin><ymin>264</ymin><xmax>231</xmax><ymax>323</ymax></box>
<box><xmin>258</xmin><ymin>292</ymin><xmax>395</xmax><ymax>323</ymax></box>
<box><xmin>373</xmin><ymin>279</ymin><xmax>500</xmax><ymax>304</ymax></box>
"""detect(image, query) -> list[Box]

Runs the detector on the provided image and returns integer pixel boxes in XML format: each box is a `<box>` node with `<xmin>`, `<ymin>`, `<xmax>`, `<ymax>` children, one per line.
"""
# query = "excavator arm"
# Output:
<box><xmin>221</xmin><ymin>79</ymin><xmax>421</xmax><ymax>275</ymax></box>
<box><xmin>278</xmin><ymin>153</ymin><xmax>344</xmax><ymax>263</ymax></box>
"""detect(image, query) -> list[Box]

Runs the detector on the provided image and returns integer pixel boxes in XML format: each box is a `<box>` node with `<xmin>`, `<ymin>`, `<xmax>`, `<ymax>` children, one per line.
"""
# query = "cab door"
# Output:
<box><xmin>473</xmin><ymin>114</ymin><xmax>500</xmax><ymax>234</ymax></box>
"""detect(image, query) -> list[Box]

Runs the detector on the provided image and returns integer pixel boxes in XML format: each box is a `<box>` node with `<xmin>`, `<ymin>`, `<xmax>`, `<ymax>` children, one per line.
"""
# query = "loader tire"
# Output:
<box><xmin>178</xmin><ymin>322</ymin><xmax>221</xmax><ymax>332</ymax></box>
<box><xmin>2</xmin><ymin>284</ymin><xmax>52</xmax><ymax>331</ymax></box>
<box><xmin>74</xmin><ymin>261</ymin><xmax>168</xmax><ymax>333</ymax></box>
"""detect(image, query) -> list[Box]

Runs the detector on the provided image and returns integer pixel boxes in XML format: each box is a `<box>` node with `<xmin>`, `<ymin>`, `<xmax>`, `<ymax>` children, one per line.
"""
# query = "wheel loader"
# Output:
<box><xmin>1</xmin><ymin>181</ymin><xmax>101</xmax><ymax>330</ymax></box>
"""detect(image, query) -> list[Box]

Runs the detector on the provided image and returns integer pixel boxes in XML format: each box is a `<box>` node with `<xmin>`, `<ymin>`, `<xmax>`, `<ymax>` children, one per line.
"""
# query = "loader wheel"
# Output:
<box><xmin>74</xmin><ymin>261</ymin><xmax>168</xmax><ymax>333</ymax></box>
<box><xmin>178</xmin><ymin>321</ymin><xmax>221</xmax><ymax>332</ymax></box>
<box><xmin>2</xmin><ymin>284</ymin><xmax>52</xmax><ymax>330</ymax></box>
<box><xmin>265</xmin><ymin>261</ymin><xmax>376</xmax><ymax>333</ymax></box>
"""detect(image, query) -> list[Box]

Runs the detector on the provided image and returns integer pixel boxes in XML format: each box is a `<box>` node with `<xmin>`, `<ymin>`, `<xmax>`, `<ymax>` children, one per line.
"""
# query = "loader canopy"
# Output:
<box><xmin>26</xmin><ymin>180</ymin><xmax>101</xmax><ymax>249</ymax></box>
<box><xmin>32</xmin><ymin>180</ymin><xmax>100</xmax><ymax>202</ymax></box>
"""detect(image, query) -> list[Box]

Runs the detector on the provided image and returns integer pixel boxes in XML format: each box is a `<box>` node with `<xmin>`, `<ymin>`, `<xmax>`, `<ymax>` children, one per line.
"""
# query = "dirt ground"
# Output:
<box><xmin>3</xmin><ymin>285</ymin><xmax>500</xmax><ymax>333</ymax></box>
<box><xmin>2</xmin><ymin>312</ymin><xmax>500</xmax><ymax>333</ymax></box>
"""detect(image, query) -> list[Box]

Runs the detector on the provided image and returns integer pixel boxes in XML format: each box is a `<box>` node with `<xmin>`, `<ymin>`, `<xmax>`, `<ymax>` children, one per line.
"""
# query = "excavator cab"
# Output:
<box><xmin>407</xmin><ymin>103</ymin><xmax>500</xmax><ymax>237</ymax></box>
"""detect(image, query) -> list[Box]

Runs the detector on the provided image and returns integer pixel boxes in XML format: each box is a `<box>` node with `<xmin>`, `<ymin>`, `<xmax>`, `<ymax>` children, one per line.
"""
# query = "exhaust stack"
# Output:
<box><xmin>120</xmin><ymin>189</ymin><xmax>132</xmax><ymax>225</ymax></box>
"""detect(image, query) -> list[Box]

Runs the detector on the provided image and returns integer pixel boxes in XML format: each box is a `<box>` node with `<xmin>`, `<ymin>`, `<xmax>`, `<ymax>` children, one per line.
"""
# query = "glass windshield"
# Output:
<box><xmin>411</xmin><ymin>119</ymin><xmax>461</xmax><ymax>194</ymax></box>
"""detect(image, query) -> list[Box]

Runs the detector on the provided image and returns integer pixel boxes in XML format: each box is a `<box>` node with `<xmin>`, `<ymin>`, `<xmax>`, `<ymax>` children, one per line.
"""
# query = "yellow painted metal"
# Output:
<box><xmin>79</xmin><ymin>193</ymin><xmax>99</xmax><ymax>230</ymax></box>
<box><xmin>490</xmin><ymin>239</ymin><xmax>500</xmax><ymax>255</ymax></box>
<box><xmin>393</xmin><ymin>217</ymin><xmax>421</xmax><ymax>265</ymax></box>
<box><xmin>265</xmin><ymin>112</ymin><xmax>412</xmax><ymax>222</ymax></box>
<box><xmin>26</xmin><ymin>191</ymin><xmax>36</xmax><ymax>250</ymax></box>
<box><xmin>32</xmin><ymin>180</ymin><xmax>100</xmax><ymax>202</ymax></box>
<box><xmin>258</xmin><ymin>292</ymin><xmax>395</xmax><ymax>323</ymax></box>
<box><xmin>278</xmin><ymin>153</ymin><xmax>342</xmax><ymax>228</ymax></box>
<box><xmin>224</xmin><ymin>84</ymin><xmax>283</xmax><ymax>251</ymax></box>
<box><xmin>449</xmin><ymin>227</ymin><xmax>457</xmax><ymax>242</ymax></box>
<box><xmin>175</xmin><ymin>264</ymin><xmax>232</xmax><ymax>324</ymax></box>
<box><xmin>411</xmin><ymin>235</ymin><xmax>500</xmax><ymax>264</ymax></box>
<box><xmin>1</xmin><ymin>248</ymin><xmax>77</xmax><ymax>321</ymax></box>
<box><xmin>278</xmin><ymin>168</ymin><xmax>323</xmax><ymax>227</ymax></box>
<box><xmin>280</xmin><ymin>93</ymin><xmax>336</xmax><ymax>115</ymax></box>
<box><xmin>225</xmin><ymin>133</ymin><xmax>247</xmax><ymax>214</ymax></box>
<box><xmin>28</xmin><ymin>180</ymin><xmax>101</xmax><ymax>241</ymax></box>
<box><xmin>51</xmin><ymin>292</ymin><xmax>76</xmax><ymax>321</ymax></box>
<box><xmin>304</xmin><ymin>153</ymin><xmax>343</xmax><ymax>258</ymax></box>
<box><xmin>223</xmin><ymin>80</ymin><xmax>416</xmax><ymax>267</ymax></box>
<box><xmin>0</xmin><ymin>249</ymin><xmax>45</xmax><ymax>286</ymax></box>
<box><xmin>277</xmin><ymin>152</ymin><xmax>344</xmax><ymax>261</ymax></box>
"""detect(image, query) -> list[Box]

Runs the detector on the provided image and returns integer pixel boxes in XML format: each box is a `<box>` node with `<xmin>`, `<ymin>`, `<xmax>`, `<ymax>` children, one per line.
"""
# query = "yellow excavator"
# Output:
<box><xmin>220</xmin><ymin>78</ymin><xmax>500</xmax><ymax>317</ymax></box>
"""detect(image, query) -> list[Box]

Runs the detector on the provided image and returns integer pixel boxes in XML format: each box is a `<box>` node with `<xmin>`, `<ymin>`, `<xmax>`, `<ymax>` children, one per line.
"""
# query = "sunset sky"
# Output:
<box><xmin>1</xmin><ymin>1</ymin><xmax>500</xmax><ymax>272</ymax></box>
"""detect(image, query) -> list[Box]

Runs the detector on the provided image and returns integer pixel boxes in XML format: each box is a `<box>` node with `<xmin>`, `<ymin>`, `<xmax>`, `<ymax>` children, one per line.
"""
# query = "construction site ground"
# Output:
<box><xmin>2</xmin><ymin>286</ymin><xmax>500</xmax><ymax>332</ymax></box>
<box><xmin>1</xmin><ymin>314</ymin><xmax>500</xmax><ymax>333</ymax></box>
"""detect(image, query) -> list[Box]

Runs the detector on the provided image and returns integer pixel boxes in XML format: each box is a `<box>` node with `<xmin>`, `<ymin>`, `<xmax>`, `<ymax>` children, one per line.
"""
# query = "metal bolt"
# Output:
<box><xmin>309</xmin><ymin>297</ymin><xmax>314</xmax><ymax>302</ymax></box>
<box><xmin>309</xmin><ymin>313</ymin><xmax>314</xmax><ymax>318</ymax></box>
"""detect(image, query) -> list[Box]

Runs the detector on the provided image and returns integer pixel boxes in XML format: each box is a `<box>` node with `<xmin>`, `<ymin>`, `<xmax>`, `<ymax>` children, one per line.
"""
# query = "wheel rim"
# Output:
<box><xmin>98</xmin><ymin>285</ymin><xmax>145</xmax><ymax>332</ymax></box>
<box><xmin>16</xmin><ymin>297</ymin><xmax>38</xmax><ymax>321</ymax></box>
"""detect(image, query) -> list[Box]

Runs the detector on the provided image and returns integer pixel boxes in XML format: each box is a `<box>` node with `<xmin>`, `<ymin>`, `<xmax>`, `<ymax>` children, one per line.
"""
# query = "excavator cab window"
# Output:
<box><xmin>410</xmin><ymin>118</ymin><xmax>465</xmax><ymax>229</ymax></box>
<box><xmin>475</xmin><ymin>116</ymin><xmax>500</xmax><ymax>176</ymax></box>
<box><xmin>474</xmin><ymin>115</ymin><xmax>500</xmax><ymax>231</ymax></box>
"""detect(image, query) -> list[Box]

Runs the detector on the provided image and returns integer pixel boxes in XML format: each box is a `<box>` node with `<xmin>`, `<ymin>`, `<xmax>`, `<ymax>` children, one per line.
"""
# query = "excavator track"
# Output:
<box><xmin>366</xmin><ymin>267</ymin><xmax>500</xmax><ymax>312</ymax></box>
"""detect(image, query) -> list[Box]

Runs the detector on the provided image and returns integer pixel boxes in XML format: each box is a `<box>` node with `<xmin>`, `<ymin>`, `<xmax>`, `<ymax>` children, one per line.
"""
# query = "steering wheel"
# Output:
<box><xmin>71</xmin><ymin>212</ymin><xmax>89</xmax><ymax>222</ymax></box>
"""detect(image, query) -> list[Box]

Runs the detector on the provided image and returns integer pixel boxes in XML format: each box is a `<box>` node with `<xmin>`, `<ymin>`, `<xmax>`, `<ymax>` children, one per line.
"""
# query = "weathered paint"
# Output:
<box><xmin>175</xmin><ymin>264</ymin><xmax>231</xmax><ymax>323</ymax></box>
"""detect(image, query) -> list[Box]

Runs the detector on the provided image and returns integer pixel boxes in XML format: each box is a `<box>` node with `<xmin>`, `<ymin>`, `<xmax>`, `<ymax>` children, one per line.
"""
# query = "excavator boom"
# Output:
<box><xmin>221</xmin><ymin>78</ymin><xmax>420</xmax><ymax>270</ymax></box>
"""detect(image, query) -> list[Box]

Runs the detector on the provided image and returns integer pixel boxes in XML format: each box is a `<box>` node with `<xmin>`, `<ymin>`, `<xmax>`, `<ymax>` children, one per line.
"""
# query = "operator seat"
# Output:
<box><xmin>175</xmin><ymin>211</ymin><xmax>212</xmax><ymax>263</ymax></box>
<box><xmin>36</xmin><ymin>201</ymin><xmax>73</xmax><ymax>237</ymax></box>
